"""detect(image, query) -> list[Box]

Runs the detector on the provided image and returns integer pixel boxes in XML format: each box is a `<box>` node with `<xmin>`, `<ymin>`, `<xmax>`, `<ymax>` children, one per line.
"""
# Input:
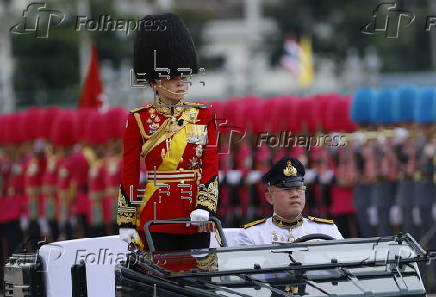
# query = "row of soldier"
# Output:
<box><xmin>0</xmin><ymin>106</ymin><xmax>434</xmax><ymax>252</ymax></box>
<box><xmin>215</xmin><ymin>128</ymin><xmax>435</xmax><ymax>245</ymax></box>
<box><xmin>0</xmin><ymin>107</ymin><xmax>128</xmax><ymax>255</ymax></box>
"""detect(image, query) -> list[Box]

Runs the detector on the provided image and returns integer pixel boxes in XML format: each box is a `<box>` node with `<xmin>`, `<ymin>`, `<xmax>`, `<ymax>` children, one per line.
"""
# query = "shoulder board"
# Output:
<box><xmin>130</xmin><ymin>104</ymin><xmax>153</xmax><ymax>113</ymax></box>
<box><xmin>243</xmin><ymin>218</ymin><xmax>266</xmax><ymax>229</ymax></box>
<box><xmin>184</xmin><ymin>101</ymin><xmax>207</xmax><ymax>108</ymax></box>
<box><xmin>307</xmin><ymin>216</ymin><xmax>334</xmax><ymax>224</ymax></box>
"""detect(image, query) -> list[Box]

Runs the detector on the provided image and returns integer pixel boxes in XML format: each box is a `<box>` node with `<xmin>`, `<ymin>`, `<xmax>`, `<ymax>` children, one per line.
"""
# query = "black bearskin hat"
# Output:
<box><xmin>133</xmin><ymin>13</ymin><xmax>199</xmax><ymax>83</ymax></box>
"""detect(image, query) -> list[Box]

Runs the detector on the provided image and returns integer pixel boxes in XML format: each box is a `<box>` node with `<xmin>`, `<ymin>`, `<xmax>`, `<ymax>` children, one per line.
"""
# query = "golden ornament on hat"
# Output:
<box><xmin>283</xmin><ymin>160</ymin><xmax>297</xmax><ymax>177</ymax></box>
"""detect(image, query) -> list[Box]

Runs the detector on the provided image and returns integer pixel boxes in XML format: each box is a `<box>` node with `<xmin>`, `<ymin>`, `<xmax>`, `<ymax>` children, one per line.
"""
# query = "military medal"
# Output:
<box><xmin>195</xmin><ymin>145</ymin><xmax>203</xmax><ymax>158</ymax></box>
<box><xmin>150</xmin><ymin>122</ymin><xmax>160</xmax><ymax>130</ymax></box>
<box><xmin>188</xmin><ymin>157</ymin><xmax>200</xmax><ymax>170</ymax></box>
<box><xmin>288</xmin><ymin>230</ymin><xmax>296</xmax><ymax>243</ymax></box>
<box><xmin>272</xmin><ymin>231</ymin><xmax>279</xmax><ymax>242</ymax></box>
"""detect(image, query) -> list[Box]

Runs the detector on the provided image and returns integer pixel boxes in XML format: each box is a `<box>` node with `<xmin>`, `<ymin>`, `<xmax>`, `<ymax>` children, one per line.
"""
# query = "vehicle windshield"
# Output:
<box><xmin>122</xmin><ymin>234</ymin><xmax>428</xmax><ymax>296</ymax></box>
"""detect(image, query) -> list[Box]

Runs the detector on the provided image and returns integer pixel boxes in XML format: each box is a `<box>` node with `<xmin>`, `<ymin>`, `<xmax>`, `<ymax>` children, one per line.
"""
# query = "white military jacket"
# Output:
<box><xmin>238</xmin><ymin>214</ymin><xmax>343</xmax><ymax>246</ymax></box>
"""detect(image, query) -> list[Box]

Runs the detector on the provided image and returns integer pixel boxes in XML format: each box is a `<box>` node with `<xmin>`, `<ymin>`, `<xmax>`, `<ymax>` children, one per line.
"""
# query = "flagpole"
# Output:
<box><xmin>78</xmin><ymin>0</ymin><xmax>91</xmax><ymax>83</ymax></box>
<box><xmin>0</xmin><ymin>1</ymin><xmax>16</xmax><ymax>113</ymax></box>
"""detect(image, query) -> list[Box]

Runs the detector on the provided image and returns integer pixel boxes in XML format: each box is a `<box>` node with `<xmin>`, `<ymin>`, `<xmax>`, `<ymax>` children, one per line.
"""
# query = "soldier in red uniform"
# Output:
<box><xmin>103</xmin><ymin>107</ymin><xmax>127</xmax><ymax>235</ymax></box>
<box><xmin>84</xmin><ymin>111</ymin><xmax>109</xmax><ymax>237</ymax></box>
<box><xmin>23</xmin><ymin>108</ymin><xmax>48</xmax><ymax>249</ymax></box>
<box><xmin>70</xmin><ymin>108</ymin><xmax>95</xmax><ymax>238</ymax></box>
<box><xmin>0</xmin><ymin>114</ymin><xmax>24</xmax><ymax>291</ymax></box>
<box><xmin>118</xmin><ymin>13</ymin><xmax>219</xmax><ymax>251</ymax></box>
<box><xmin>51</xmin><ymin>110</ymin><xmax>78</xmax><ymax>240</ymax></box>
<box><xmin>41</xmin><ymin>142</ymin><xmax>61</xmax><ymax>240</ymax></box>
<box><xmin>0</xmin><ymin>113</ymin><xmax>26</xmax><ymax>253</ymax></box>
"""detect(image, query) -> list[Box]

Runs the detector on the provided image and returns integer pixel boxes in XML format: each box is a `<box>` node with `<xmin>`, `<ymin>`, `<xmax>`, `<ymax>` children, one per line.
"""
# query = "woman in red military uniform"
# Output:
<box><xmin>117</xmin><ymin>13</ymin><xmax>218</xmax><ymax>251</ymax></box>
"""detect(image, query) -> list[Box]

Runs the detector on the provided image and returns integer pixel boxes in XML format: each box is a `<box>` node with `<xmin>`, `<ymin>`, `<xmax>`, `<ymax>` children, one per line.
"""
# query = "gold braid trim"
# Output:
<box><xmin>134</xmin><ymin>113</ymin><xmax>150</xmax><ymax>142</ymax></box>
<box><xmin>140</xmin><ymin>107</ymin><xmax>198</xmax><ymax>157</ymax></box>
<box><xmin>117</xmin><ymin>187</ymin><xmax>137</xmax><ymax>227</ymax></box>
<box><xmin>195</xmin><ymin>253</ymin><xmax>218</xmax><ymax>272</ymax></box>
<box><xmin>196</xmin><ymin>176</ymin><xmax>218</xmax><ymax>213</ymax></box>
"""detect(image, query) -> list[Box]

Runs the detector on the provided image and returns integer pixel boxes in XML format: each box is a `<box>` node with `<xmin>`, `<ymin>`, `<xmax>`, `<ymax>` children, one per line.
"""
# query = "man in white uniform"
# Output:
<box><xmin>239</xmin><ymin>157</ymin><xmax>343</xmax><ymax>245</ymax></box>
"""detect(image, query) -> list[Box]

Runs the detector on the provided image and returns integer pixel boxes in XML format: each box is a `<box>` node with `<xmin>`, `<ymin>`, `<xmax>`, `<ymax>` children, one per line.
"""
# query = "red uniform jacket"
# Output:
<box><xmin>88</xmin><ymin>157</ymin><xmax>106</xmax><ymax>226</ymax></box>
<box><xmin>2</xmin><ymin>157</ymin><xmax>29</xmax><ymax>223</ymax></box>
<box><xmin>70</xmin><ymin>150</ymin><xmax>92</xmax><ymax>221</ymax></box>
<box><xmin>103</xmin><ymin>156</ymin><xmax>122</xmax><ymax>223</ymax></box>
<box><xmin>117</xmin><ymin>102</ymin><xmax>219</xmax><ymax>235</ymax></box>
<box><xmin>25</xmin><ymin>154</ymin><xmax>47</xmax><ymax>219</ymax></box>
<box><xmin>42</xmin><ymin>154</ymin><xmax>61</xmax><ymax>221</ymax></box>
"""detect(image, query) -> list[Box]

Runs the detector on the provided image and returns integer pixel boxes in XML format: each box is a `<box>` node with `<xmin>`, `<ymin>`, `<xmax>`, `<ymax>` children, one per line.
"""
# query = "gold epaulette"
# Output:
<box><xmin>243</xmin><ymin>218</ymin><xmax>266</xmax><ymax>229</ymax></box>
<box><xmin>307</xmin><ymin>216</ymin><xmax>334</xmax><ymax>224</ymax></box>
<box><xmin>130</xmin><ymin>104</ymin><xmax>153</xmax><ymax>113</ymax></box>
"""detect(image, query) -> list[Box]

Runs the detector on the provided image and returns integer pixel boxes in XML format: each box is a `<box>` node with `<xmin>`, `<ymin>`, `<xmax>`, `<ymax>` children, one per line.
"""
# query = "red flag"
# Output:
<box><xmin>78</xmin><ymin>43</ymin><xmax>104</xmax><ymax>109</ymax></box>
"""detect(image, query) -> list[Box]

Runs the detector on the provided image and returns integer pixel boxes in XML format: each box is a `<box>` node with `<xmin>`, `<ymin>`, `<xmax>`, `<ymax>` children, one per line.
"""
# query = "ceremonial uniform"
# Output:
<box><xmin>239</xmin><ymin>215</ymin><xmax>343</xmax><ymax>245</ymax></box>
<box><xmin>51</xmin><ymin>110</ymin><xmax>79</xmax><ymax>240</ymax></box>
<box><xmin>239</xmin><ymin>157</ymin><xmax>343</xmax><ymax>246</ymax></box>
<box><xmin>233</xmin><ymin>139</ymin><xmax>252</xmax><ymax>224</ymax></box>
<box><xmin>56</xmin><ymin>156</ymin><xmax>74</xmax><ymax>239</ymax></box>
<box><xmin>25</xmin><ymin>153</ymin><xmax>46</xmax><ymax>248</ymax></box>
<box><xmin>103</xmin><ymin>156</ymin><xmax>122</xmax><ymax>234</ymax></box>
<box><xmin>396</xmin><ymin>140</ymin><xmax>417</xmax><ymax>237</ymax></box>
<box><xmin>41</xmin><ymin>151</ymin><xmax>61</xmax><ymax>241</ymax></box>
<box><xmin>353</xmin><ymin>141</ymin><xmax>378</xmax><ymax>237</ymax></box>
<box><xmin>118</xmin><ymin>101</ymin><xmax>218</xmax><ymax>244</ymax></box>
<box><xmin>102</xmin><ymin>107</ymin><xmax>128</xmax><ymax>235</ymax></box>
<box><xmin>118</xmin><ymin>13</ymin><xmax>219</xmax><ymax>251</ymax></box>
<box><xmin>70</xmin><ymin>149</ymin><xmax>91</xmax><ymax>237</ymax></box>
<box><xmin>372</xmin><ymin>140</ymin><xmax>397</xmax><ymax>236</ymax></box>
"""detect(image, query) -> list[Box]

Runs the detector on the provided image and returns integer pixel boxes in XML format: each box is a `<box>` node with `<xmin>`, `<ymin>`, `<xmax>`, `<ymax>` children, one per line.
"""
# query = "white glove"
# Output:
<box><xmin>69</xmin><ymin>216</ymin><xmax>77</xmax><ymax>227</ymax></box>
<box><xmin>38</xmin><ymin>217</ymin><xmax>49</xmax><ymax>236</ymax></box>
<box><xmin>119</xmin><ymin>228</ymin><xmax>140</xmax><ymax>244</ymax></box>
<box><xmin>432</xmin><ymin>204</ymin><xmax>436</xmax><ymax>221</ymax></box>
<box><xmin>412</xmin><ymin>207</ymin><xmax>421</xmax><ymax>226</ymax></box>
<box><xmin>389</xmin><ymin>206</ymin><xmax>402</xmax><ymax>226</ymax></box>
<box><xmin>188</xmin><ymin>209</ymin><xmax>209</xmax><ymax>226</ymax></box>
<box><xmin>367</xmin><ymin>206</ymin><xmax>378</xmax><ymax>226</ymax></box>
<box><xmin>20</xmin><ymin>215</ymin><xmax>29</xmax><ymax>231</ymax></box>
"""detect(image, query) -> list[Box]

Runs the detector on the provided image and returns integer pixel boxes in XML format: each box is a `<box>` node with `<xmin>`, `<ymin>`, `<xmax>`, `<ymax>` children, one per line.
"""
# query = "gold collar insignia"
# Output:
<box><xmin>154</xmin><ymin>97</ymin><xmax>184</xmax><ymax>117</ymax></box>
<box><xmin>272</xmin><ymin>214</ymin><xmax>303</xmax><ymax>229</ymax></box>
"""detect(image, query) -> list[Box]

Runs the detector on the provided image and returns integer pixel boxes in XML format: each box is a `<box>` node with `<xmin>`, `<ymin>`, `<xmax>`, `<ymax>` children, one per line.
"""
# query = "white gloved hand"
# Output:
<box><xmin>119</xmin><ymin>228</ymin><xmax>140</xmax><ymax>244</ymax></box>
<box><xmin>188</xmin><ymin>209</ymin><xmax>209</xmax><ymax>226</ymax></box>
<box><xmin>432</xmin><ymin>204</ymin><xmax>436</xmax><ymax>221</ymax></box>
<box><xmin>367</xmin><ymin>206</ymin><xmax>378</xmax><ymax>226</ymax></box>
<box><xmin>38</xmin><ymin>217</ymin><xmax>49</xmax><ymax>236</ymax></box>
<box><xmin>412</xmin><ymin>207</ymin><xmax>421</xmax><ymax>226</ymax></box>
<box><xmin>389</xmin><ymin>205</ymin><xmax>402</xmax><ymax>226</ymax></box>
<box><xmin>20</xmin><ymin>215</ymin><xmax>29</xmax><ymax>231</ymax></box>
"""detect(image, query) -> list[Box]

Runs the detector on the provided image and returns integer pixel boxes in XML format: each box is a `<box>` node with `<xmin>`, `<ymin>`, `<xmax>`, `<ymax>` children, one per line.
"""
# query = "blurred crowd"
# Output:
<box><xmin>0</xmin><ymin>91</ymin><xmax>435</xmax><ymax>289</ymax></box>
